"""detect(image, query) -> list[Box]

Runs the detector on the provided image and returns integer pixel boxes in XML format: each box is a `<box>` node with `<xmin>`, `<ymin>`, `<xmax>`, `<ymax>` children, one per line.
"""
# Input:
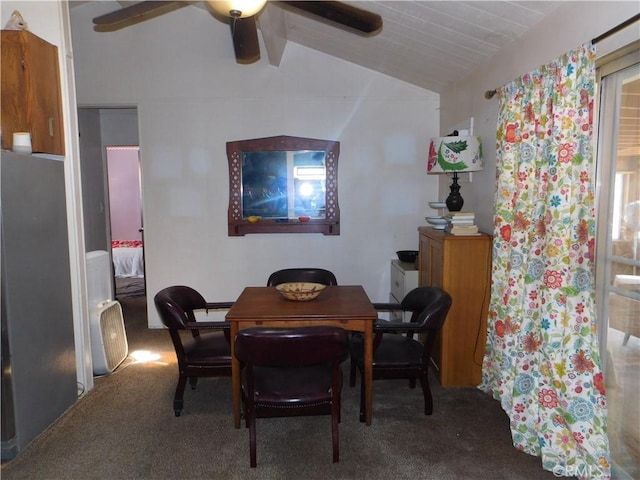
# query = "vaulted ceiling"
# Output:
<box><xmin>71</xmin><ymin>1</ymin><xmax>566</xmax><ymax>93</ymax></box>
<box><xmin>276</xmin><ymin>1</ymin><xmax>565</xmax><ymax>92</ymax></box>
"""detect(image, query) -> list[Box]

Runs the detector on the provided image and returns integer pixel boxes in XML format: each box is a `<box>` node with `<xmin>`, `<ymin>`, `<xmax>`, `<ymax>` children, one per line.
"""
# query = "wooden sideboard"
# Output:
<box><xmin>418</xmin><ymin>227</ymin><xmax>492</xmax><ymax>387</ymax></box>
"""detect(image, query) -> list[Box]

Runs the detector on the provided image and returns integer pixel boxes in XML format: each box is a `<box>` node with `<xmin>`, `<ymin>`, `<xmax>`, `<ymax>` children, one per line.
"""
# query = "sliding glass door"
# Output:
<box><xmin>595</xmin><ymin>48</ymin><xmax>639</xmax><ymax>479</ymax></box>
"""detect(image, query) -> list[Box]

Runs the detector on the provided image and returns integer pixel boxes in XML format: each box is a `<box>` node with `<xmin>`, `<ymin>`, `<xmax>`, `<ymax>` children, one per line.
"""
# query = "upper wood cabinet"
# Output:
<box><xmin>1</xmin><ymin>30</ymin><xmax>65</xmax><ymax>155</ymax></box>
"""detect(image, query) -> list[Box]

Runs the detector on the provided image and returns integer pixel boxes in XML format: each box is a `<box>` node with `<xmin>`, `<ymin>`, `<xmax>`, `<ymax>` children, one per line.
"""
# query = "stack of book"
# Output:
<box><xmin>445</xmin><ymin>212</ymin><xmax>479</xmax><ymax>235</ymax></box>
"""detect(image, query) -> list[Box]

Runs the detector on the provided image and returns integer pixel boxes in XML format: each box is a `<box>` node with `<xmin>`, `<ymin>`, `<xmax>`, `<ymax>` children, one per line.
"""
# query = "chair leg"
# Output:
<box><xmin>358</xmin><ymin>368</ymin><xmax>366</xmax><ymax>423</ymax></box>
<box><xmin>249</xmin><ymin>409</ymin><xmax>257</xmax><ymax>468</ymax></box>
<box><xmin>173</xmin><ymin>399</ymin><xmax>184</xmax><ymax>417</ymax></box>
<box><xmin>173</xmin><ymin>375</ymin><xmax>188</xmax><ymax>416</ymax></box>
<box><xmin>349</xmin><ymin>359</ymin><xmax>357</xmax><ymax>387</ymax></box>
<box><xmin>189</xmin><ymin>376</ymin><xmax>198</xmax><ymax>390</ymax></box>
<box><xmin>419</xmin><ymin>371</ymin><xmax>433</xmax><ymax>415</ymax></box>
<box><xmin>244</xmin><ymin>398</ymin><xmax>250</xmax><ymax>429</ymax></box>
<box><xmin>332</xmin><ymin>405</ymin><xmax>340</xmax><ymax>462</ymax></box>
<box><xmin>242</xmin><ymin>394</ymin><xmax>249</xmax><ymax>427</ymax></box>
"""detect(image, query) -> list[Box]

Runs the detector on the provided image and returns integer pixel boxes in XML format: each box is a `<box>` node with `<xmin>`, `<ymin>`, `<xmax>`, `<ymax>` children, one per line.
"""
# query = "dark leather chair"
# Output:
<box><xmin>154</xmin><ymin>285</ymin><xmax>234</xmax><ymax>417</ymax></box>
<box><xmin>234</xmin><ymin>326</ymin><xmax>350</xmax><ymax>467</ymax></box>
<box><xmin>349</xmin><ymin>286</ymin><xmax>452</xmax><ymax>421</ymax></box>
<box><xmin>266</xmin><ymin>268</ymin><xmax>338</xmax><ymax>287</ymax></box>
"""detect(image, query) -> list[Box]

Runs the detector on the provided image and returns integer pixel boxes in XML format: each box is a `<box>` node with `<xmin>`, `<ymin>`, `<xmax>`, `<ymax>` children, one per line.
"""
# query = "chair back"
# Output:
<box><xmin>154</xmin><ymin>285</ymin><xmax>207</xmax><ymax>329</ymax></box>
<box><xmin>267</xmin><ymin>268</ymin><xmax>338</xmax><ymax>287</ymax></box>
<box><xmin>401</xmin><ymin>286</ymin><xmax>452</xmax><ymax>330</ymax></box>
<box><xmin>235</xmin><ymin>326</ymin><xmax>349</xmax><ymax>367</ymax></box>
<box><xmin>236</xmin><ymin>326</ymin><xmax>348</xmax><ymax>466</ymax></box>
<box><xmin>400</xmin><ymin>287</ymin><xmax>452</xmax><ymax>366</ymax></box>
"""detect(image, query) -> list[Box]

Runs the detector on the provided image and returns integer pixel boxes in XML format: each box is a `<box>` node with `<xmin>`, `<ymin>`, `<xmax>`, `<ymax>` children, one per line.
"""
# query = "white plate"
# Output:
<box><xmin>428</xmin><ymin>201</ymin><xmax>447</xmax><ymax>209</ymax></box>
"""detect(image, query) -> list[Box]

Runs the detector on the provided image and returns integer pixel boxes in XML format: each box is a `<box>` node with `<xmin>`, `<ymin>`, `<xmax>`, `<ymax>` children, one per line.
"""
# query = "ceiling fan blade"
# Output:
<box><xmin>231</xmin><ymin>16</ymin><xmax>261</xmax><ymax>64</ymax></box>
<box><xmin>92</xmin><ymin>1</ymin><xmax>187</xmax><ymax>28</ymax></box>
<box><xmin>280</xmin><ymin>1</ymin><xmax>382</xmax><ymax>35</ymax></box>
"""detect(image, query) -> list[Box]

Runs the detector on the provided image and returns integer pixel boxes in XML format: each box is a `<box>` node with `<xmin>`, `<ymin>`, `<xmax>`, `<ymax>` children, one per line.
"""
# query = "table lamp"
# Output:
<box><xmin>427</xmin><ymin>135</ymin><xmax>483</xmax><ymax>212</ymax></box>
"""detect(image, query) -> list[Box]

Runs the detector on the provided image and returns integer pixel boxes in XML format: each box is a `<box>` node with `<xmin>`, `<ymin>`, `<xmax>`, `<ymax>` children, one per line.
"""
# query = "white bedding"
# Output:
<box><xmin>113</xmin><ymin>247</ymin><xmax>144</xmax><ymax>278</ymax></box>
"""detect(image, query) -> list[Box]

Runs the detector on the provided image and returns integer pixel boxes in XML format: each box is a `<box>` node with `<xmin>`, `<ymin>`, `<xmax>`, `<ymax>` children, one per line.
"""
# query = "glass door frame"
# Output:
<box><xmin>593</xmin><ymin>42</ymin><xmax>639</xmax><ymax>479</ymax></box>
<box><xmin>594</xmin><ymin>43</ymin><xmax>640</xmax><ymax>370</ymax></box>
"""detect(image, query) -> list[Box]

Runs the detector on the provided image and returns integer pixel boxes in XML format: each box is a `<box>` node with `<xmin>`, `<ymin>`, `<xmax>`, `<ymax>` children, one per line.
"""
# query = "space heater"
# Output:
<box><xmin>86</xmin><ymin>250</ymin><xmax>128</xmax><ymax>375</ymax></box>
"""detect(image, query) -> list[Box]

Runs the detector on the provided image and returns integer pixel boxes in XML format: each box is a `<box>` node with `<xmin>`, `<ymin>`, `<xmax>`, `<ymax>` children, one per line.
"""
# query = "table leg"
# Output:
<box><xmin>230</xmin><ymin>322</ymin><xmax>241</xmax><ymax>429</ymax></box>
<box><xmin>364</xmin><ymin>324</ymin><xmax>373</xmax><ymax>425</ymax></box>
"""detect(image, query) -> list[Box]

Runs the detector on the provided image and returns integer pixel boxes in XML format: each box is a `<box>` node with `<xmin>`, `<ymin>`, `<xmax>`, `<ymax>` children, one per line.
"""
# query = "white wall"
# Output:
<box><xmin>1</xmin><ymin>1</ymin><xmax>61</xmax><ymax>45</ymax></box>
<box><xmin>439</xmin><ymin>1</ymin><xmax>640</xmax><ymax>234</ymax></box>
<box><xmin>69</xmin><ymin>3</ymin><xmax>440</xmax><ymax>327</ymax></box>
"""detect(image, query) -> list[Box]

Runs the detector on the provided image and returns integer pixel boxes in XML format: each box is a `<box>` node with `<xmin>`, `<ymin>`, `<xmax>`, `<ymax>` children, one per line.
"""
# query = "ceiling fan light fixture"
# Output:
<box><xmin>207</xmin><ymin>0</ymin><xmax>267</xmax><ymax>18</ymax></box>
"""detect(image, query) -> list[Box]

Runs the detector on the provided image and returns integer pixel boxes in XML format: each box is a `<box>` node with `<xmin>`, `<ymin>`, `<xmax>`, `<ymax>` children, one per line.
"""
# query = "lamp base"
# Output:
<box><xmin>445</xmin><ymin>172</ymin><xmax>464</xmax><ymax>212</ymax></box>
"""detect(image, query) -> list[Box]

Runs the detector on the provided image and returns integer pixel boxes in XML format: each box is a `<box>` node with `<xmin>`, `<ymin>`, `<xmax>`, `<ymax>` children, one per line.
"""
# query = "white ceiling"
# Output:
<box><xmin>72</xmin><ymin>1</ymin><xmax>566</xmax><ymax>93</ymax></box>
<box><xmin>277</xmin><ymin>1</ymin><xmax>565</xmax><ymax>92</ymax></box>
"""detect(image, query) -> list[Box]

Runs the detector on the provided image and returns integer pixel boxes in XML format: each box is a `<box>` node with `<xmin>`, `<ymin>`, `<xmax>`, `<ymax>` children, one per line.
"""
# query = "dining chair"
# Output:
<box><xmin>234</xmin><ymin>326</ymin><xmax>350</xmax><ymax>467</ymax></box>
<box><xmin>153</xmin><ymin>285</ymin><xmax>234</xmax><ymax>417</ymax></box>
<box><xmin>266</xmin><ymin>268</ymin><xmax>338</xmax><ymax>286</ymax></box>
<box><xmin>349</xmin><ymin>286</ymin><xmax>452</xmax><ymax>421</ymax></box>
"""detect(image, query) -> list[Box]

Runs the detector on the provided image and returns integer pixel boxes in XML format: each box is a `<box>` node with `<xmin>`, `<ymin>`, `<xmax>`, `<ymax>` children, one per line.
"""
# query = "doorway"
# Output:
<box><xmin>107</xmin><ymin>146</ymin><xmax>145</xmax><ymax>299</ymax></box>
<box><xmin>77</xmin><ymin>107</ymin><xmax>143</xmax><ymax>299</ymax></box>
<box><xmin>595</xmin><ymin>47</ymin><xmax>639</xmax><ymax>479</ymax></box>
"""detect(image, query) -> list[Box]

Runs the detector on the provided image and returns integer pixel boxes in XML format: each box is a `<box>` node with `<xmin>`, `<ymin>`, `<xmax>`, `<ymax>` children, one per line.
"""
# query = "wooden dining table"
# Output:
<box><xmin>225</xmin><ymin>285</ymin><xmax>378</xmax><ymax>427</ymax></box>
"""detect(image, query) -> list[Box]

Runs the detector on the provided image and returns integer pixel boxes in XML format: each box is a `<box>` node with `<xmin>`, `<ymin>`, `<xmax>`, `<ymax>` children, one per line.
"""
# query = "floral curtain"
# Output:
<box><xmin>480</xmin><ymin>44</ymin><xmax>611</xmax><ymax>479</ymax></box>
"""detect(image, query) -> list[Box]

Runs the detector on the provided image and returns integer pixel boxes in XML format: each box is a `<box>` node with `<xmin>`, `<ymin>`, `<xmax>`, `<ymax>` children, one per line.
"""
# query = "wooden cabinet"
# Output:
<box><xmin>418</xmin><ymin>227</ymin><xmax>491</xmax><ymax>387</ymax></box>
<box><xmin>1</xmin><ymin>30</ymin><xmax>65</xmax><ymax>155</ymax></box>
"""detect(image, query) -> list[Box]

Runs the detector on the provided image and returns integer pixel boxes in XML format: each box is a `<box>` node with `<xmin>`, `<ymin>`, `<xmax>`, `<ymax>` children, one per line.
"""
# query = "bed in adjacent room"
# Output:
<box><xmin>112</xmin><ymin>240</ymin><xmax>145</xmax><ymax>299</ymax></box>
<box><xmin>112</xmin><ymin>240</ymin><xmax>144</xmax><ymax>278</ymax></box>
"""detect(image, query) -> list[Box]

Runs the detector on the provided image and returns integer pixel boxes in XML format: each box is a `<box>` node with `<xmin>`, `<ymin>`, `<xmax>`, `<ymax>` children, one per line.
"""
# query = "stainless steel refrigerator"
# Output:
<box><xmin>1</xmin><ymin>150</ymin><xmax>77</xmax><ymax>460</ymax></box>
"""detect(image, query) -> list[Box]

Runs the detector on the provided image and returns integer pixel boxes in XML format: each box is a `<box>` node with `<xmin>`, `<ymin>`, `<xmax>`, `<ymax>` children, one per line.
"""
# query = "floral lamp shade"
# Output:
<box><xmin>427</xmin><ymin>136</ymin><xmax>483</xmax><ymax>212</ymax></box>
<box><xmin>427</xmin><ymin>136</ymin><xmax>483</xmax><ymax>174</ymax></box>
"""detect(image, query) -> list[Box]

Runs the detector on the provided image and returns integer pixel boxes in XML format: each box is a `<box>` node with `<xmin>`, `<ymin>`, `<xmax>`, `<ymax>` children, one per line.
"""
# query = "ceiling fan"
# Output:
<box><xmin>92</xmin><ymin>1</ymin><xmax>383</xmax><ymax>64</ymax></box>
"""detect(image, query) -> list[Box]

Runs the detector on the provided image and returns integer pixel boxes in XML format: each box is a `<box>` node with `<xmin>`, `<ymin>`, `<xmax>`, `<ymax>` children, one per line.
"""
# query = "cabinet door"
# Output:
<box><xmin>418</xmin><ymin>232</ymin><xmax>444</xmax><ymax>377</ymax></box>
<box><xmin>1</xmin><ymin>31</ymin><xmax>27</xmax><ymax>148</ymax></box>
<box><xmin>419</xmin><ymin>233</ymin><xmax>443</xmax><ymax>287</ymax></box>
<box><xmin>1</xmin><ymin>30</ymin><xmax>64</xmax><ymax>155</ymax></box>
